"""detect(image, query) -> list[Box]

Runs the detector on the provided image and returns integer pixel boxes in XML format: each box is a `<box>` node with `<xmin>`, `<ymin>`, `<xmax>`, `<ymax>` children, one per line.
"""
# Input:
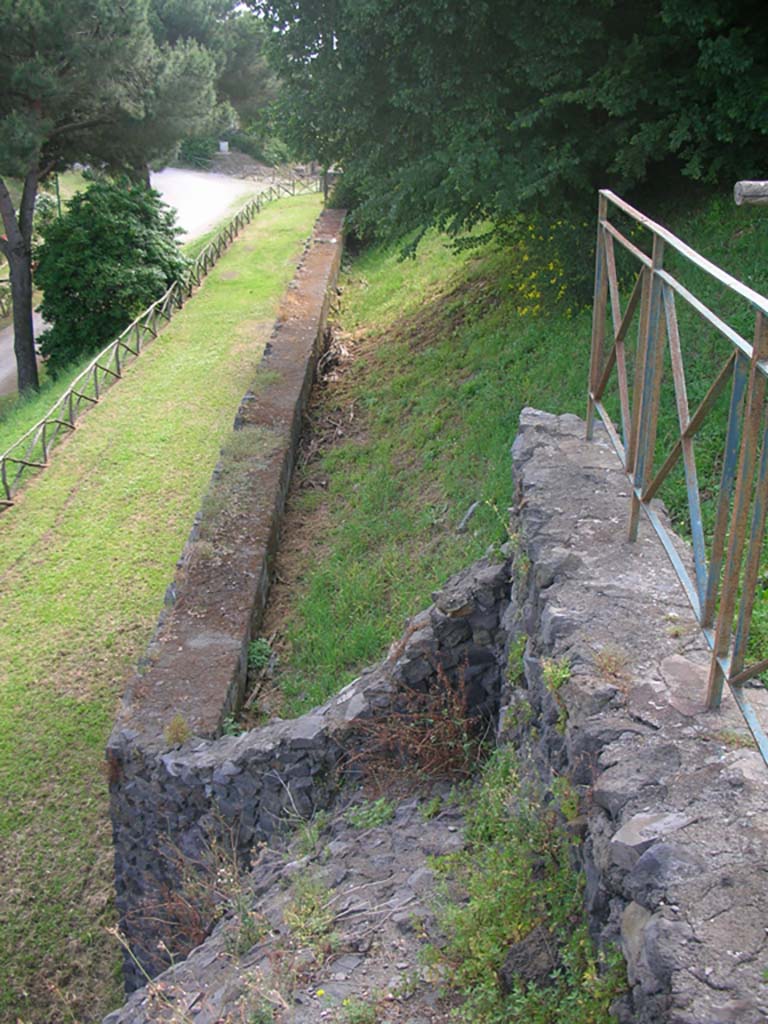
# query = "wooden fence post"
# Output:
<box><xmin>707</xmin><ymin>311</ymin><xmax>768</xmax><ymax>707</ymax></box>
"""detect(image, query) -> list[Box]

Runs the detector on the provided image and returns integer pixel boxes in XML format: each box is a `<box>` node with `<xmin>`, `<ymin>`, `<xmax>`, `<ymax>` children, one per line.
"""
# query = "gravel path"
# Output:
<box><xmin>104</xmin><ymin>787</ymin><xmax>465</xmax><ymax>1024</ymax></box>
<box><xmin>150</xmin><ymin>167</ymin><xmax>261</xmax><ymax>242</ymax></box>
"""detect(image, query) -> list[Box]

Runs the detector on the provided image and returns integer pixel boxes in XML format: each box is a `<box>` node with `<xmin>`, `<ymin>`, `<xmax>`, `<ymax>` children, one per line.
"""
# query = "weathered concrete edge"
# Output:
<box><xmin>108</xmin><ymin>207</ymin><xmax>346</xmax><ymax>758</ymax></box>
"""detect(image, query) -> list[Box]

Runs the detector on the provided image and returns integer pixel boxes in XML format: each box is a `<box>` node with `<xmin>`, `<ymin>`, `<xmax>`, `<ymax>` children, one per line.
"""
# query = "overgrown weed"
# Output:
<box><xmin>431</xmin><ymin>748</ymin><xmax>625</xmax><ymax>1023</ymax></box>
<box><xmin>283</xmin><ymin>873</ymin><xmax>337</xmax><ymax>952</ymax></box>
<box><xmin>345</xmin><ymin>796</ymin><xmax>395</xmax><ymax>829</ymax></box>
<box><xmin>347</xmin><ymin>662</ymin><xmax>489</xmax><ymax>786</ymax></box>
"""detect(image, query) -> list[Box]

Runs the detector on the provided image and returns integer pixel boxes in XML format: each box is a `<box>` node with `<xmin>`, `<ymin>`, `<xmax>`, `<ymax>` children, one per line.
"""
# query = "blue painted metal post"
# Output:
<box><xmin>587</xmin><ymin>194</ymin><xmax>608</xmax><ymax>441</ymax></box>
<box><xmin>628</xmin><ymin>235</ymin><xmax>666</xmax><ymax>542</ymax></box>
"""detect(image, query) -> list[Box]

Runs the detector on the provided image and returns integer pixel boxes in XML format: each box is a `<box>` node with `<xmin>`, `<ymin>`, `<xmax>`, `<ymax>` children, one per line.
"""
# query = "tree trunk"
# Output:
<box><xmin>0</xmin><ymin>171</ymin><xmax>40</xmax><ymax>392</ymax></box>
<box><xmin>9</xmin><ymin>247</ymin><xmax>38</xmax><ymax>393</ymax></box>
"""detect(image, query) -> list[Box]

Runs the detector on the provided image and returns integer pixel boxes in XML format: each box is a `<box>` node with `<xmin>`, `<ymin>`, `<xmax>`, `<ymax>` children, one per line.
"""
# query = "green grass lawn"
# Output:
<box><xmin>268</xmin><ymin>229</ymin><xmax>591</xmax><ymax>715</ymax></box>
<box><xmin>265</xmin><ymin>192</ymin><xmax>768</xmax><ymax>711</ymax></box>
<box><xmin>0</xmin><ymin>191</ymin><xmax>321</xmax><ymax>1024</ymax></box>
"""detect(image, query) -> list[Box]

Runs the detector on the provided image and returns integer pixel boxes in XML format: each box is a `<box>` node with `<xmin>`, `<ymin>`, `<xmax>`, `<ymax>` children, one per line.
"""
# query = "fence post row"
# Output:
<box><xmin>586</xmin><ymin>189</ymin><xmax>768</xmax><ymax>763</ymax></box>
<box><xmin>0</xmin><ymin>173</ymin><xmax>322</xmax><ymax>509</ymax></box>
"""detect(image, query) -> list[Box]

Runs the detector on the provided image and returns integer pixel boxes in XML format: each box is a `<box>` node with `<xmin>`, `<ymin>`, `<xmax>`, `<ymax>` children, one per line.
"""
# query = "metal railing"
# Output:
<box><xmin>0</xmin><ymin>174</ymin><xmax>321</xmax><ymax>510</ymax></box>
<box><xmin>586</xmin><ymin>189</ymin><xmax>768</xmax><ymax>762</ymax></box>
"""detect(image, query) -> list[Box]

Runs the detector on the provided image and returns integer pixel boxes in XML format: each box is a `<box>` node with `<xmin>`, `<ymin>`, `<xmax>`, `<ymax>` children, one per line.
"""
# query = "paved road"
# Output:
<box><xmin>151</xmin><ymin>167</ymin><xmax>257</xmax><ymax>241</ymax></box>
<box><xmin>0</xmin><ymin>311</ymin><xmax>44</xmax><ymax>398</ymax></box>
<box><xmin>0</xmin><ymin>169</ymin><xmax>260</xmax><ymax>397</ymax></box>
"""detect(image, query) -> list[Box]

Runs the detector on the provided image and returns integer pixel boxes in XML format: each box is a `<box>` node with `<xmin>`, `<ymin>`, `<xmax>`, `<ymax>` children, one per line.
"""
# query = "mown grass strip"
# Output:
<box><xmin>0</xmin><ymin>180</ymin><xmax>275</xmax><ymax>459</ymax></box>
<box><xmin>0</xmin><ymin>192</ymin><xmax>321</xmax><ymax>1024</ymax></box>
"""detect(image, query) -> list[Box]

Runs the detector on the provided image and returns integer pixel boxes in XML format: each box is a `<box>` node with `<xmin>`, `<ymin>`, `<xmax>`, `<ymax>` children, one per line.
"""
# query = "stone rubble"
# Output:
<box><xmin>109</xmin><ymin>554</ymin><xmax>509</xmax><ymax>988</ymax></box>
<box><xmin>104</xmin><ymin>788</ymin><xmax>465</xmax><ymax>1024</ymax></box>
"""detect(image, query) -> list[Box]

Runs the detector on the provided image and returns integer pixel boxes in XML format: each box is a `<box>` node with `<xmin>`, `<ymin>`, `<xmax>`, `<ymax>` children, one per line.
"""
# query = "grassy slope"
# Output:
<box><xmin>273</xmin><ymin>232</ymin><xmax>590</xmax><ymax>714</ymax></box>
<box><xmin>268</xmin><ymin>194</ymin><xmax>768</xmax><ymax>715</ymax></box>
<box><xmin>0</xmin><ymin>192</ymin><xmax>321</xmax><ymax>1024</ymax></box>
<box><xmin>259</xmin><ymin>195</ymin><xmax>768</xmax><ymax>1023</ymax></box>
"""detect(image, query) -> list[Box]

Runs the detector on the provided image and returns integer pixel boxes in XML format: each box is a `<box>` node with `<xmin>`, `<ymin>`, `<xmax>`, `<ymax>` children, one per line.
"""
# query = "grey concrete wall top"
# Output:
<box><xmin>108</xmin><ymin>208</ymin><xmax>345</xmax><ymax>756</ymax></box>
<box><xmin>505</xmin><ymin>409</ymin><xmax>768</xmax><ymax>1024</ymax></box>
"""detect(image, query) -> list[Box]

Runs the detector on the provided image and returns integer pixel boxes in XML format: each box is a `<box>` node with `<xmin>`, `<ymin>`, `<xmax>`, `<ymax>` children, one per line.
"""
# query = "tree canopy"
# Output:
<box><xmin>0</xmin><ymin>0</ymin><xmax>221</xmax><ymax>390</ymax></box>
<box><xmin>151</xmin><ymin>0</ymin><xmax>277</xmax><ymax>131</ymax></box>
<box><xmin>0</xmin><ymin>0</ymin><xmax>218</xmax><ymax>182</ymax></box>
<box><xmin>261</xmin><ymin>0</ymin><xmax>768</xmax><ymax>241</ymax></box>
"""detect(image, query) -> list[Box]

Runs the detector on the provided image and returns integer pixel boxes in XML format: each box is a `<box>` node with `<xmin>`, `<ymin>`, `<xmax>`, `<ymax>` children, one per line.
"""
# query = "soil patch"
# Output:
<box><xmin>252</xmin><ymin>274</ymin><xmax>493</xmax><ymax>719</ymax></box>
<box><xmin>255</xmin><ymin>324</ymin><xmax>372</xmax><ymax>718</ymax></box>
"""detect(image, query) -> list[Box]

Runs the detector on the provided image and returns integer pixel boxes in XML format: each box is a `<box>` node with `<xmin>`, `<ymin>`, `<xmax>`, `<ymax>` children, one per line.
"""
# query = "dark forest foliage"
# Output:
<box><xmin>262</xmin><ymin>0</ymin><xmax>768</xmax><ymax>240</ymax></box>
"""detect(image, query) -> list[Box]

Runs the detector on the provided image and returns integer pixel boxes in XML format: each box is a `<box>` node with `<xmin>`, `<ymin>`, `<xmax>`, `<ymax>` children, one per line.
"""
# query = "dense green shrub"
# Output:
<box><xmin>178</xmin><ymin>135</ymin><xmax>219</xmax><ymax>167</ymax></box>
<box><xmin>229</xmin><ymin>130</ymin><xmax>291</xmax><ymax>166</ymax></box>
<box><xmin>35</xmin><ymin>178</ymin><xmax>188</xmax><ymax>375</ymax></box>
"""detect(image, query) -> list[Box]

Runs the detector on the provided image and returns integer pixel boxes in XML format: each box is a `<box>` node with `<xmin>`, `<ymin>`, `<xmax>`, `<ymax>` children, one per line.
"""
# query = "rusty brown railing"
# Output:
<box><xmin>0</xmin><ymin>174</ymin><xmax>321</xmax><ymax>510</ymax></box>
<box><xmin>586</xmin><ymin>189</ymin><xmax>768</xmax><ymax>762</ymax></box>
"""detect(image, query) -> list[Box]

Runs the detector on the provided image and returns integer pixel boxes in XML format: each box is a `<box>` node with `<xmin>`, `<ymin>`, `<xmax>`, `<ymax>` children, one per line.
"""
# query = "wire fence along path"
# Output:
<box><xmin>587</xmin><ymin>188</ymin><xmax>768</xmax><ymax>763</ymax></box>
<box><xmin>0</xmin><ymin>174</ymin><xmax>321</xmax><ymax>511</ymax></box>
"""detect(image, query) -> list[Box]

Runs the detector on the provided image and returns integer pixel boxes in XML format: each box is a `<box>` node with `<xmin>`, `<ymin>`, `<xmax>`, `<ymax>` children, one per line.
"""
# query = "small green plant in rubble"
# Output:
<box><xmin>541</xmin><ymin>656</ymin><xmax>570</xmax><ymax>691</ymax></box>
<box><xmin>420</xmin><ymin>794</ymin><xmax>443</xmax><ymax>820</ymax></box>
<box><xmin>542</xmin><ymin>656</ymin><xmax>571</xmax><ymax>734</ymax></box>
<box><xmin>284</xmin><ymin>874</ymin><xmax>336</xmax><ymax>949</ymax></box>
<box><xmin>431</xmin><ymin>747</ymin><xmax>625</xmax><ymax>1023</ymax></box>
<box><xmin>345</xmin><ymin>796</ymin><xmax>395</xmax><ymax>829</ymax></box>
<box><xmin>164</xmin><ymin>714</ymin><xmax>191</xmax><ymax>747</ymax></box>
<box><xmin>297</xmin><ymin>809</ymin><xmax>331</xmax><ymax>856</ymax></box>
<box><xmin>246</xmin><ymin>1000</ymin><xmax>276</xmax><ymax>1024</ymax></box>
<box><xmin>506</xmin><ymin>634</ymin><xmax>527</xmax><ymax>684</ymax></box>
<box><xmin>341</xmin><ymin>996</ymin><xmax>379</xmax><ymax>1024</ymax></box>
<box><xmin>248</xmin><ymin>637</ymin><xmax>272</xmax><ymax>673</ymax></box>
<box><xmin>221</xmin><ymin>713</ymin><xmax>245</xmax><ymax>737</ymax></box>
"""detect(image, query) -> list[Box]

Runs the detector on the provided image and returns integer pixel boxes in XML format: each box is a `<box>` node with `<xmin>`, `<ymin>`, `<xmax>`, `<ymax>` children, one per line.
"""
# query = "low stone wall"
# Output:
<box><xmin>104</xmin><ymin>407</ymin><xmax>768</xmax><ymax>1020</ymax></box>
<box><xmin>109</xmin><ymin>491</ymin><xmax>509</xmax><ymax>986</ymax></box>
<box><xmin>501</xmin><ymin>409</ymin><xmax>768</xmax><ymax>1024</ymax></box>
<box><xmin>108</xmin><ymin>207</ymin><xmax>347</xmax><ymax>986</ymax></box>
